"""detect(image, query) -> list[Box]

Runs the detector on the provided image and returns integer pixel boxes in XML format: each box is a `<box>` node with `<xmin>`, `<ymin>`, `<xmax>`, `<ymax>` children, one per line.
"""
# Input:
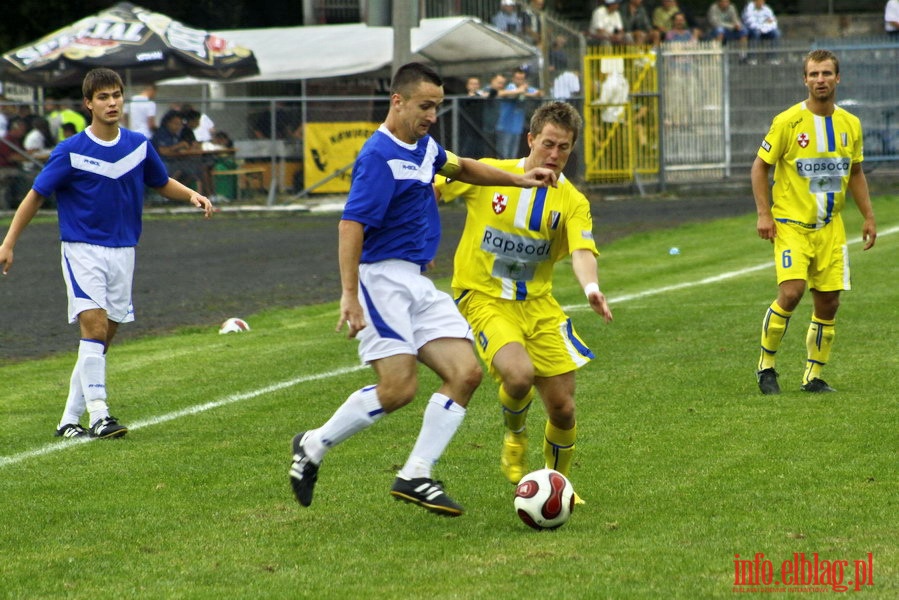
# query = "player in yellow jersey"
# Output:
<box><xmin>751</xmin><ymin>49</ymin><xmax>876</xmax><ymax>395</ymax></box>
<box><xmin>435</xmin><ymin>102</ymin><xmax>613</xmax><ymax>492</ymax></box>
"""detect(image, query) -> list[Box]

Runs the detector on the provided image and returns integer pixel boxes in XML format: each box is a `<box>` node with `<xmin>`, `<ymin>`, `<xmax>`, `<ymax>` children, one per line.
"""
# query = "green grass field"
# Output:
<box><xmin>2</xmin><ymin>196</ymin><xmax>897</xmax><ymax>599</ymax></box>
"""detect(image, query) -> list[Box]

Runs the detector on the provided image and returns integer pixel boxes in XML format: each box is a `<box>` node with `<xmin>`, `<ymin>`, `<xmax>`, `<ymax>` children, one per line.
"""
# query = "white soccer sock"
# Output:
<box><xmin>305</xmin><ymin>385</ymin><xmax>384</xmax><ymax>464</ymax></box>
<box><xmin>398</xmin><ymin>393</ymin><xmax>466</xmax><ymax>480</ymax></box>
<box><xmin>78</xmin><ymin>339</ymin><xmax>109</xmax><ymax>426</ymax></box>
<box><xmin>59</xmin><ymin>364</ymin><xmax>86</xmax><ymax>428</ymax></box>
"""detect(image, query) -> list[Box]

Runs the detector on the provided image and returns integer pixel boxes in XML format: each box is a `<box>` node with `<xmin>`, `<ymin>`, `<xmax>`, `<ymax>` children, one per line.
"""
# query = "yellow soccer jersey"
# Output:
<box><xmin>436</xmin><ymin>158</ymin><xmax>598</xmax><ymax>300</ymax></box>
<box><xmin>757</xmin><ymin>101</ymin><xmax>863</xmax><ymax>229</ymax></box>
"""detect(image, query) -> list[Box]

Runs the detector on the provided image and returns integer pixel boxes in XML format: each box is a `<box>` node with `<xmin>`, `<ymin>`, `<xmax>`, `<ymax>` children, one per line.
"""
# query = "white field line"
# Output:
<box><xmin>3</xmin><ymin>225</ymin><xmax>896</xmax><ymax>469</ymax></box>
<box><xmin>564</xmin><ymin>225</ymin><xmax>898</xmax><ymax>312</ymax></box>
<box><xmin>0</xmin><ymin>365</ymin><xmax>366</xmax><ymax>469</ymax></box>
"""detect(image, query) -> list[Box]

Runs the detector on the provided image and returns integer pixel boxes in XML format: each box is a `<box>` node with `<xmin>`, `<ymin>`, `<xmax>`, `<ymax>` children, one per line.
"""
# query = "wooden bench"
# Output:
<box><xmin>212</xmin><ymin>166</ymin><xmax>266</xmax><ymax>202</ymax></box>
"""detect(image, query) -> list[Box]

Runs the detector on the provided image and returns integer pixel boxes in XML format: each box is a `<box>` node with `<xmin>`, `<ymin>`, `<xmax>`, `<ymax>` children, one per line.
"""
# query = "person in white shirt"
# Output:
<box><xmin>743</xmin><ymin>0</ymin><xmax>780</xmax><ymax>43</ymax></box>
<box><xmin>125</xmin><ymin>84</ymin><xmax>157</xmax><ymax>139</ymax></box>
<box><xmin>885</xmin><ymin>0</ymin><xmax>899</xmax><ymax>36</ymax></box>
<box><xmin>589</xmin><ymin>0</ymin><xmax>627</xmax><ymax>45</ymax></box>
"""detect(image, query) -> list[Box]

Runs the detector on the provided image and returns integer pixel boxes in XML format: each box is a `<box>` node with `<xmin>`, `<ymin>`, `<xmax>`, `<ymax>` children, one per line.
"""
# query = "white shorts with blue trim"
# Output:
<box><xmin>356</xmin><ymin>260</ymin><xmax>473</xmax><ymax>363</ymax></box>
<box><xmin>61</xmin><ymin>242</ymin><xmax>135</xmax><ymax>324</ymax></box>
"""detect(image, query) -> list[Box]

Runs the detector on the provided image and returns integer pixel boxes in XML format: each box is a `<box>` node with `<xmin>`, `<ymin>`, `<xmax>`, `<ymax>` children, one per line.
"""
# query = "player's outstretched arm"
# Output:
<box><xmin>0</xmin><ymin>190</ymin><xmax>45</xmax><ymax>276</ymax></box>
<box><xmin>155</xmin><ymin>178</ymin><xmax>214</xmax><ymax>218</ymax></box>
<box><xmin>452</xmin><ymin>156</ymin><xmax>557</xmax><ymax>189</ymax></box>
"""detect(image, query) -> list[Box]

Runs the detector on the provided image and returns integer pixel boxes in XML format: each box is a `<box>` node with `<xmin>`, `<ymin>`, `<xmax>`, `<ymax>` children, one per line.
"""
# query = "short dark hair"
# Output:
<box><xmin>529</xmin><ymin>101</ymin><xmax>583</xmax><ymax>143</ymax></box>
<box><xmin>390</xmin><ymin>62</ymin><xmax>443</xmax><ymax>97</ymax></box>
<box><xmin>804</xmin><ymin>49</ymin><xmax>839</xmax><ymax>75</ymax></box>
<box><xmin>82</xmin><ymin>68</ymin><xmax>124</xmax><ymax>100</ymax></box>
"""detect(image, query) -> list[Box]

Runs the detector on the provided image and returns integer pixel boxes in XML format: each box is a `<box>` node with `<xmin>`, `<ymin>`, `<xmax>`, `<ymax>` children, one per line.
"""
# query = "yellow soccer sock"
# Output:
<box><xmin>759</xmin><ymin>301</ymin><xmax>793</xmax><ymax>371</ymax></box>
<box><xmin>804</xmin><ymin>315</ymin><xmax>835</xmax><ymax>384</ymax></box>
<box><xmin>543</xmin><ymin>421</ymin><xmax>577</xmax><ymax>478</ymax></box>
<box><xmin>500</xmin><ymin>385</ymin><xmax>534</xmax><ymax>434</ymax></box>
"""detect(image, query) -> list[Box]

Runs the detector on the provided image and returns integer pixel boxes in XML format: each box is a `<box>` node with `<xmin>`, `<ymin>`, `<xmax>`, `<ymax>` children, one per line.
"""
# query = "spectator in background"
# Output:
<box><xmin>521</xmin><ymin>0</ymin><xmax>545</xmax><ymax>47</ymax></box>
<box><xmin>743</xmin><ymin>0</ymin><xmax>781</xmax><ymax>62</ymax></box>
<box><xmin>23</xmin><ymin>116</ymin><xmax>56</xmax><ymax>159</ymax></box>
<box><xmin>180</xmin><ymin>109</ymin><xmax>215</xmax><ymax>197</ymax></box>
<box><xmin>152</xmin><ymin>109</ymin><xmax>203</xmax><ymax>193</ymax></box>
<box><xmin>45</xmin><ymin>98</ymin><xmax>87</xmax><ymax>142</ymax></box>
<box><xmin>481</xmin><ymin>72</ymin><xmax>508</xmax><ymax>157</ymax></box>
<box><xmin>459</xmin><ymin>76</ymin><xmax>488</xmax><ymax>159</ymax></box>
<box><xmin>707</xmin><ymin>0</ymin><xmax>748</xmax><ymax>58</ymax></box>
<box><xmin>126</xmin><ymin>83</ymin><xmax>157</xmax><ymax>139</ymax></box>
<box><xmin>589</xmin><ymin>0</ymin><xmax>627</xmax><ymax>46</ymax></box>
<box><xmin>665</xmin><ymin>11</ymin><xmax>697</xmax><ymax>43</ymax></box>
<box><xmin>181</xmin><ymin>103</ymin><xmax>215</xmax><ymax>143</ymax></box>
<box><xmin>885</xmin><ymin>0</ymin><xmax>899</xmax><ymax>36</ymax></box>
<box><xmin>653</xmin><ymin>0</ymin><xmax>701</xmax><ymax>40</ymax></box>
<box><xmin>0</xmin><ymin>96</ymin><xmax>10</xmax><ymax>137</ymax></box>
<box><xmin>496</xmin><ymin>68</ymin><xmax>543</xmax><ymax>159</ymax></box>
<box><xmin>61</xmin><ymin>123</ymin><xmax>77</xmax><ymax>140</ymax></box>
<box><xmin>621</xmin><ymin>0</ymin><xmax>659</xmax><ymax>46</ymax></box>
<box><xmin>492</xmin><ymin>0</ymin><xmax>523</xmax><ymax>35</ymax></box>
<box><xmin>550</xmin><ymin>49</ymin><xmax>580</xmax><ymax>102</ymax></box>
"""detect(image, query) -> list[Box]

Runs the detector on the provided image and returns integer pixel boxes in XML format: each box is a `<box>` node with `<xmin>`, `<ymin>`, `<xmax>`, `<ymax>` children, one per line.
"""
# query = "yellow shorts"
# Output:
<box><xmin>454</xmin><ymin>289</ymin><xmax>594</xmax><ymax>379</ymax></box>
<box><xmin>773</xmin><ymin>218</ymin><xmax>850</xmax><ymax>292</ymax></box>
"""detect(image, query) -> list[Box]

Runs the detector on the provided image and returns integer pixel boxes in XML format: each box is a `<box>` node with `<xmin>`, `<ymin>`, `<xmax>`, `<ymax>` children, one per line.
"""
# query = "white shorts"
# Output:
<box><xmin>61</xmin><ymin>242</ymin><xmax>135</xmax><ymax>324</ymax></box>
<box><xmin>356</xmin><ymin>260</ymin><xmax>473</xmax><ymax>363</ymax></box>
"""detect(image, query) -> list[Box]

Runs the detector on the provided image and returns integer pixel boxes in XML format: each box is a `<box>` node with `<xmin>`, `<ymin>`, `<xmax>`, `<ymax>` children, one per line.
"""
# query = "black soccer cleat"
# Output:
<box><xmin>757</xmin><ymin>368</ymin><xmax>781</xmax><ymax>395</ymax></box>
<box><xmin>289</xmin><ymin>431</ymin><xmax>320</xmax><ymax>507</ymax></box>
<box><xmin>389</xmin><ymin>477</ymin><xmax>464</xmax><ymax>517</ymax></box>
<box><xmin>801</xmin><ymin>378</ymin><xmax>836</xmax><ymax>393</ymax></box>
<box><xmin>55</xmin><ymin>423</ymin><xmax>89</xmax><ymax>439</ymax></box>
<box><xmin>89</xmin><ymin>416</ymin><xmax>128</xmax><ymax>439</ymax></box>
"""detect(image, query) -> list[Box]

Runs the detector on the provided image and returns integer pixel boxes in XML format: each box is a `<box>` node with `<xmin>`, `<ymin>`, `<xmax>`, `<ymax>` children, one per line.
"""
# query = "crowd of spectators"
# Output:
<box><xmin>0</xmin><ymin>96</ymin><xmax>90</xmax><ymax>208</ymax></box>
<box><xmin>0</xmin><ymin>94</ymin><xmax>236</xmax><ymax>209</ymax></box>
<box><xmin>490</xmin><ymin>0</ymin><xmax>784</xmax><ymax>55</ymax></box>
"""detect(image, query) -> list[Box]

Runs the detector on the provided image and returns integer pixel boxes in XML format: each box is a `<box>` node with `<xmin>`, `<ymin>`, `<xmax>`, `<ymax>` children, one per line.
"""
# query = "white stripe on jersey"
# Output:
<box><xmin>813</xmin><ymin>114</ymin><xmax>827</xmax><ymax>153</ymax></box>
<box><xmin>69</xmin><ymin>142</ymin><xmax>148</xmax><ymax>180</ymax></box>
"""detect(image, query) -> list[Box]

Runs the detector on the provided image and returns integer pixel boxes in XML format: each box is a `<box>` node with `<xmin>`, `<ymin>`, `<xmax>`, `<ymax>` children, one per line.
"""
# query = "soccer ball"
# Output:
<box><xmin>513</xmin><ymin>468</ymin><xmax>575</xmax><ymax>530</ymax></box>
<box><xmin>219</xmin><ymin>317</ymin><xmax>250</xmax><ymax>334</ymax></box>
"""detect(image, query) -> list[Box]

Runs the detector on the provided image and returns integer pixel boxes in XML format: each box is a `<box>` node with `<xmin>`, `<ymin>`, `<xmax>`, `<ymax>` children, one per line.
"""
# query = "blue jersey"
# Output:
<box><xmin>33</xmin><ymin>127</ymin><xmax>169</xmax><ymax>247</ymax></box>
<box><xmin>342</xmin><ymin>124</ymin><xmax>448</xmax><ymax>266</ymax></box>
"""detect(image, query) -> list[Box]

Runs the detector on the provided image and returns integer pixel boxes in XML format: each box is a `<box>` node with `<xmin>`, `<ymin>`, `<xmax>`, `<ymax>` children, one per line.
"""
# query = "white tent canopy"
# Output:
<box><xmin>160</xmin><ymin>16</ymin><xmax>537</xmax><ymax>84</ymax></box>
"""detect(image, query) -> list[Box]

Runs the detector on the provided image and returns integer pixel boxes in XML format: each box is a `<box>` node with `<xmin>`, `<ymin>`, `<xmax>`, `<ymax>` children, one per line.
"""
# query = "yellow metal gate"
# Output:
<box><xmin>583</xmin><ymin>46</ymin><xmax>660</xmax><ymax>184</ymax></box>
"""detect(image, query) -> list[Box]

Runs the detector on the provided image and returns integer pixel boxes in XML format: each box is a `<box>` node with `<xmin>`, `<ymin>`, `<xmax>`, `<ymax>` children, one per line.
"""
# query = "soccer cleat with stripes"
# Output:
<box><xmin>289</xmin><ymin>431</ymin><xmax>320</xmax><ymax>507</ymax></box>
<box><xmin>89</xmin><ymin>416</ymin><xmax>128</xmax><ymax>439</ymax></box>
<box><xmin>389</xmin><ymin>477</ymin><xmax>464</xmax><ymax>517</ymax></box>
<box><xmin>500</xmin><ymin>431</ymin><xmax>528</xmax><ymax>484</ymax></box>
<box><xmin>55</xmin><ymin>423</ymin><xmax>89</xmax><ymax>439</ymax></box>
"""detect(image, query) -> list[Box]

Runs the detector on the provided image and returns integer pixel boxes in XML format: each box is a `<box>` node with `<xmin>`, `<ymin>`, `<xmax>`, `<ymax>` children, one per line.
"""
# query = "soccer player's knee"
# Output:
<box><xmin>378</xmin><ymin>378</ymin><xmax>419</xmax><ymax>411</ymax></box>
<box><xmin>460</xmin><ymin>361</ymin><xmax>483</xmax><ymax>394</ymax></box>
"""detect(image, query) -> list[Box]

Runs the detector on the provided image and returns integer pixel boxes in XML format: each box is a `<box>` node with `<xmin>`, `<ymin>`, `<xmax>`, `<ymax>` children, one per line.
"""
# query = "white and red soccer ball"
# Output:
<box><xmin>514</xmin><ymin>468</ymin><xmax>575</xmax><ymax>530</ymax></box>
<box><xmin>218</xmin><ymin>317</ymin><xmax>250</xmax><ymax>334</ymax></box>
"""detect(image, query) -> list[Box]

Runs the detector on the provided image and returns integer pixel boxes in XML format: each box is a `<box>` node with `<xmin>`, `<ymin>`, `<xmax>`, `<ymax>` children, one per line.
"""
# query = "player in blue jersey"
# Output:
<box><xmin>289</xmin><ymin>62</ymin><xmax>557</xmax><ymax>516</ymax></box>
<box><xmin>0</xmin><ymin>68</ymin><xmax>214</xmax><ymax>439</ymax></box>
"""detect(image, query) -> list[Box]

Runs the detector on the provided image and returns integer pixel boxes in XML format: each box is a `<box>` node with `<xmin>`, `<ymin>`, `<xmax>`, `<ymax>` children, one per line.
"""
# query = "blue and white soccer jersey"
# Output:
<box><xmin>35</xmin><ymin>127</ymin><xmax>169</xmax><ymax>322</ymax></box>
<box><xmin>34</xmin><ymin>127</ymin><xmax>169</xmax><ymax>247</ymax></box>
<box><xmin>343</xmin><ymin>125</ymin><xmax>471</xmax><ymax>362</ymax></box>
<box><xmin>342</xmin><ymin>124</ymin><xmax>449</xmax><ymax>267</ymax></box>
